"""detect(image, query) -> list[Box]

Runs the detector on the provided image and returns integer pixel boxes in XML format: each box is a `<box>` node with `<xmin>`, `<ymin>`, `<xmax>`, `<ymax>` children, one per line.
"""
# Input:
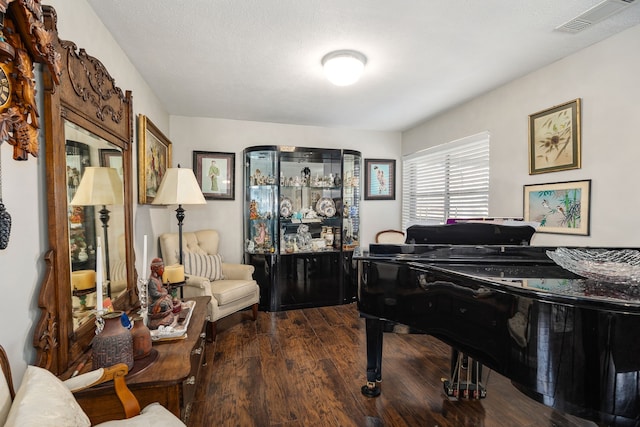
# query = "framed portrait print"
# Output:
<box><xmin>99</xmin><ymin>149</ymin><xmax>123</xmax><ymax>182</ymax></box>
<box><xmin>193</xmin><ymin>151</ymin><xmax>235</xmax><ymax>200</ymax></box>
<box><xmin>137</xmin><ymin>115</ymin><xmax>172</xmax><ymax>204</ymax></box>
<box><xmin>523</xmin><ymin>179</ymin><xmax>591</xmax><ymax>235</ymax></box>
<box><xmin>364</xmin><ymin>158</ymin><xmax>395</xmax><ymax>200</ymax></box>
<box><xmin>529</xmin><ymin>98</ymin><xmax>581</xmax><ymax>175</ymax></box>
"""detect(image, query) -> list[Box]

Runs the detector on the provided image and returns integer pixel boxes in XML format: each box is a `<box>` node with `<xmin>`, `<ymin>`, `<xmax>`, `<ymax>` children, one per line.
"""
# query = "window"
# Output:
<box><xmin>402</xmin><ymin>132</ymin><xmax>489</xmax><ymax>229</ymax></box>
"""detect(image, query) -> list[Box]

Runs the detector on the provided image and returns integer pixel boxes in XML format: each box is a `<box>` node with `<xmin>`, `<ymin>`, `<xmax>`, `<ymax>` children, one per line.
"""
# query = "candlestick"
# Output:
<box><xmin>142</xmin><ymin>234</ymin><xmax>148</xmax><ymax>275</ymax></box>
<box><xmin>96</xmin><ymin>237</ymin><xmax>104</xmax><ymax>315</ymax></box>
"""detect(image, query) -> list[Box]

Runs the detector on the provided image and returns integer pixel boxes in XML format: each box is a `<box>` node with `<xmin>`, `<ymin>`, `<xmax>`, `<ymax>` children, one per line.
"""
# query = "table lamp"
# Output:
<box><xmin>152</xmin><ymin>165</ymin><xmax>206</xmax><ymax>264</ymax></box>
<box><xmin>70</xmin><ymin>167</ymin><xmax>123</xmax><ymax>296</ymax></box>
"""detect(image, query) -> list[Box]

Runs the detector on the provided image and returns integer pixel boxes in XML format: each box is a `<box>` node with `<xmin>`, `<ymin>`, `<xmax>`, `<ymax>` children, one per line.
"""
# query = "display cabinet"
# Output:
<box><xmin>243</xmin><ymin>146</ymin><xmax>361</xmax><ymax>311</ymax></box>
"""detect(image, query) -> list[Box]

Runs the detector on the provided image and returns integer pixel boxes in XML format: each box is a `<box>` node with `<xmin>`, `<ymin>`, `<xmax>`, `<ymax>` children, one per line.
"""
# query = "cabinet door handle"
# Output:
<box><xmin>200</xmin><ymin>332</ymin><xmax>206</xmax><ymax>339</ymax></box>
<box><xmin>184</xmin><ymin>376</ymin><xmax>196</xmax><ymax>385</ymax></box>
<box><xmin>191</xmin><ymin>347</ymin><xmax>202</xmax><ymax>356</ymax></box>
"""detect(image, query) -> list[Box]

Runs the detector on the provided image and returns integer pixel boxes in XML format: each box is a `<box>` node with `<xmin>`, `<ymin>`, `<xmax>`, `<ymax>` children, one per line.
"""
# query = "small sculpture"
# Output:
<box><xmin>147</xmin><ymin>258</ymin><xmax>176</xmax><ymax>329</ymax></box>
<box><xmin>249</xmin><ymin>199</ymin><xmax>260</xmax><ymax>219</ymax></box>
<box><xmin>301</xmin><ymin>167</ymin><xmax>310</xmax><ymax>186</ymax></box>
<box><xmin>254</xmin><ymin>222</ymin><xmax>267</xmax><ymax>246</ymax></box>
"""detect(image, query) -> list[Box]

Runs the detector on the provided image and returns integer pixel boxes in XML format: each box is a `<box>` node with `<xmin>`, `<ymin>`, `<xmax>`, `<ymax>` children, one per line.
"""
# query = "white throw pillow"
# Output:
<box><xmin>95</xmin><ymin>402</ymin><xmax>185</xmax><ymax>426</ymax></box>
<box><xmin>183</xmin><ymin>252</ymin><xmax>224</xmax><ymax>281</ymax></box>
<box><xmin>4</xmin><ymin>365</ymin><xmax>90</xmax><ymax>427</ymax></box>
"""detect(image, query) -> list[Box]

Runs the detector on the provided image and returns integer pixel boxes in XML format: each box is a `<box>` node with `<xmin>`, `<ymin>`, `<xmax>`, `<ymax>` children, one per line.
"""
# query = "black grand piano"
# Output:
<box><xmin>356</xmin><ymin>223</ymin><xmax>640</xmax><ymax>427</ymax></box>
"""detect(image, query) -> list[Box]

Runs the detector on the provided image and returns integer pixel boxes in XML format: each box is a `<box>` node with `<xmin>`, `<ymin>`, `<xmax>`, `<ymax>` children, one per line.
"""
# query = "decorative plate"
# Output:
<box><xmin>280</xmin><ymin>197</ymin><xmax>293</xmax><ymax>218</ymax></box>
<box><xmin>315</xmin><ymin>197</ymin><xmax>336</xmax><ymax>217</ymax></box>
<box><xmin>547</xmin><ymin>247</ymin><xmax>640</xmax><ymax>284</ymax></box>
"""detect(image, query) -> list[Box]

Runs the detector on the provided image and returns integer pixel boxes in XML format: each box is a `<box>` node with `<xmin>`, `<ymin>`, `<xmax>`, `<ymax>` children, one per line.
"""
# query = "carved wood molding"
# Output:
<box><xmin>33</xmin><ymin>249</ymin><xmax>58</xmax><ymax>372</ymax></box>
<box><xmin>0</xmin><ymin>0</ymin><xmax>60</xmax><ymax>160</ymax></box>
<box><xmin>61</xmin><ymin>40</ymin><xmax>128</xmax><ymax>144</ymax></box>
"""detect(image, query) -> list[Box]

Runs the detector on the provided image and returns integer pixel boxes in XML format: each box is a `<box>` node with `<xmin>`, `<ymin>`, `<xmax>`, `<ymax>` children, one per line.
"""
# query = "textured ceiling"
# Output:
<box><xmin>87</xmin><ymin>0</ymin><xmax>640</xmax><ymax>131</ymax></box>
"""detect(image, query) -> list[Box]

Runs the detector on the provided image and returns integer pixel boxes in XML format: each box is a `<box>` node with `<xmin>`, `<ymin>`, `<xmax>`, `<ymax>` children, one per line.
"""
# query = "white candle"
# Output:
<box><xmin>96</xmin><ymin>237</ymin><xmax>104</xmax><ymax>314</ymax></box>
<box><xmin>142</xmin><ymin>234</ymin><xmax>148</xmax><ymax>276</ymax></box>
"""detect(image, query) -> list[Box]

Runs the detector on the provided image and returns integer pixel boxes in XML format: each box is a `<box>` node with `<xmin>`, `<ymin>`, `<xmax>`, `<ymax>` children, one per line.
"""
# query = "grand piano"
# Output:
<box><xmin>356</xmin><ymin>223</ymin><xmax>640</xmax><ymax>427</ymax></box>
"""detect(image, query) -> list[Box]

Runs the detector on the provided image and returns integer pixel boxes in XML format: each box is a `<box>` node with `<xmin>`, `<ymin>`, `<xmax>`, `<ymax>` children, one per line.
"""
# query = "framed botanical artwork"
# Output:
<box><xmin>523</xmin><ymin>179</ymin><xmax>591</xmax><ymax>235</ymax></box>
<box><xmin>364</xmin><ymin>158</ymin><xmax>396</xmax><ymax>200</ymax></box>
<box><xmin>192</xmin><ymin>151</ymin><xmax>235</xmax><ymax>200</ymax></box>
<box><xmin>528</xmin><ymin>98</ymin><xmax>581</xmax><ymax>175</ymax></box>
<box><xmin>137</xmin><ymin>114</ymin><xmax>172</xmax><ymax>204</ymax></box>
<box><xmin>99</xmin><ymin>149</ymin><xmax>123</xmax><ymax>182</ymax></box>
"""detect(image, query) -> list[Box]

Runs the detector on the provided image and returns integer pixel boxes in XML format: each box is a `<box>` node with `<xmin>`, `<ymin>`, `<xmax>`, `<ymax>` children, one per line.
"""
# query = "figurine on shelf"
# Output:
<box><xmin>147</xmin><ymin>258</ymin><xmax>175</xmax><ymax>329</ymax></box>
<box><xmin>254</xmin><ymin>221</ymin><xmax>267</xmax><ymax>246</ymax></box>
<box><xmin>301</xmin><ymin>167</ymin><xmax>310</xmax><ymax>186</ymax></box>
<box><xmin>249</xmin><ymin>199</ymin><xmax>260</xmax><ymax>219</ymax></box>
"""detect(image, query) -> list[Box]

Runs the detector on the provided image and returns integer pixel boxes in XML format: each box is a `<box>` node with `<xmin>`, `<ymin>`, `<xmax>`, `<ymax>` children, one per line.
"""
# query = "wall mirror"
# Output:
<box><xmin>34</xmin><ymin>5</ymin><xmax>137</xmax><ymax>375</ymax></box>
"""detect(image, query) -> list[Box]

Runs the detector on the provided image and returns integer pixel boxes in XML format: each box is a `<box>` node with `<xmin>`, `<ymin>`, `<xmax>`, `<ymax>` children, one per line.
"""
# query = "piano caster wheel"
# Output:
<box><xmin>361</xmin><ymin>381</ymin><xmax>381</xmax><ymax>398</ymax></box>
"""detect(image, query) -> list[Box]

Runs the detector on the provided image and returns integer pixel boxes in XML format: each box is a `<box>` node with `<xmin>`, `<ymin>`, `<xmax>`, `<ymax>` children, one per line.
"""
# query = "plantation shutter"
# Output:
<box><xmin>402</xmin><ymin>132</ymin><xmax>490</xmax><ymax>229</ymax></box>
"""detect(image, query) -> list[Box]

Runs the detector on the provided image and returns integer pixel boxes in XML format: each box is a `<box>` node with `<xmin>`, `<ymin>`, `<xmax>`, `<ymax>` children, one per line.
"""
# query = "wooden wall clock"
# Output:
<box><xmin>0</xmin><ymin>0</ymin><xmax>60</xmax><ymax>160</ymax></box>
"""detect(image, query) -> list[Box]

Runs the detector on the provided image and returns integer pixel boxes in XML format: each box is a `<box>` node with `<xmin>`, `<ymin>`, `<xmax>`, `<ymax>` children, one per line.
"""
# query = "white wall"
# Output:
<box><xmin>168</xmin><ymin>117</ymin><xmax>402</xmax><ymax>263</ymax></box>
<box><xmin>403</xmin><ymin>24</ymin><xmax>640</xmax><ymax>248</ymax></box>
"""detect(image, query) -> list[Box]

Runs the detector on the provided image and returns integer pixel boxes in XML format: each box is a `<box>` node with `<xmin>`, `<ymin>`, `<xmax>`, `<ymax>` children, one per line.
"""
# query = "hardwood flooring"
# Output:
<box><xmin>187</xmin><ymin>303</ymin><xmax>597</xmax><ymax>427</ymax></box>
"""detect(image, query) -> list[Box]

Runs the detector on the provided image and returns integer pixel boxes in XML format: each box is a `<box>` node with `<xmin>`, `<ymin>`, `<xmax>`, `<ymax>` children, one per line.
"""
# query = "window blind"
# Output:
<box><xmin>402</xmin><ymin>132</ymin><xmax>490</xmax><ymax>229</ymax></box>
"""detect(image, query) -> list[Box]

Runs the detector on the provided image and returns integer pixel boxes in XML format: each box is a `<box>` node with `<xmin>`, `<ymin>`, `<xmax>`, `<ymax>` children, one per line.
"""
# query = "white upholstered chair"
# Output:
<box><xmin>375</xmin><ymin>229</ymin><xmax>406</xmax><ymax>244</ymax></box>
<box><xmin>159</xmin><ymin>229</ymin><xmax>259</xmax><ymax>341</ymax></box>
<box><xmin>0</xmin><ymin>345</ymin><xmax>184</xmax><ymax>426</ymax></box>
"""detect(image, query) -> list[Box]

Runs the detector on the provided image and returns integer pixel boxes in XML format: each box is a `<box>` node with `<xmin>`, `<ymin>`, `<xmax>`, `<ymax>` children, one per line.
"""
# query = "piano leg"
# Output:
<box><xmin>361</xmin><ymin>317</ymin><xmax>383</xmax><ymax>397</ymax></box>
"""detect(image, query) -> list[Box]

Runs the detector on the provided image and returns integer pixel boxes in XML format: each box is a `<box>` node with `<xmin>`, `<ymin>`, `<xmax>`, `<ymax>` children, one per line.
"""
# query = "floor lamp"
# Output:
<box><xmin>152</xmin><ymin>166</ymin><xmax>206</xmax><ymax>265</ymax></box>
<box><xmin>70</xmin><ymin>167</ymin><xmax>123</xmax><ymax>297</ymax></box>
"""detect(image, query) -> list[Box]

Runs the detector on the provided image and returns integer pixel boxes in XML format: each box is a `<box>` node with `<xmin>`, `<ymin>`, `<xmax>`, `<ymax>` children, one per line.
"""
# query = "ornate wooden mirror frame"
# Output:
<box><xmin>34</xmin><ymin>5</ymin><xmax>137</xmax><ymax>375</ymax></box>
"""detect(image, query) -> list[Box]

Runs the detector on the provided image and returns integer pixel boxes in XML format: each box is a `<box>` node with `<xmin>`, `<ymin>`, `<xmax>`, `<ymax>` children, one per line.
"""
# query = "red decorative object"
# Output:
<box><xmin>130</xmin><ymin>316</ymin><xmax>152</xmax><ymax>360</ymax></box>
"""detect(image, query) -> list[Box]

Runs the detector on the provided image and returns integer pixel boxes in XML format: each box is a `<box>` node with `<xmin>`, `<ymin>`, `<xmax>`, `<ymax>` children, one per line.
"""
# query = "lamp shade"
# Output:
<box><xmin>70</xmin><ymin>167</ymin><xmax>123</xmax><ymax>206</ymax></box>
<box><xmin>322</xmin><ymin>50</ymin><xmax>367</xmax><ymax>86</ymax></box>
<box><xmin>152</xmin><ymin>168</ymin><xmax>206</xmax><ymax>205</ymax></box>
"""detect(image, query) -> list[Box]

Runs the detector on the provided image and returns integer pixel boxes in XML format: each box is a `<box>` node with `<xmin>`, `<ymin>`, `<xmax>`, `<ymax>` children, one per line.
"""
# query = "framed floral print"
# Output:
<box><xmin>528</xmin><ymin>98</ymin><xmax>581</xmax><ymax>175</ymax></box>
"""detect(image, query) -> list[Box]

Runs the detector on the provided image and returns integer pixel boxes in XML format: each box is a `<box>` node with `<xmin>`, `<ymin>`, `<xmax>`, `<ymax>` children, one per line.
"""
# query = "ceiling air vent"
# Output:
<box><xmin>556</xmin><ymin>0</ymin><xmax>637</xmax><ymax>33</ymax></box>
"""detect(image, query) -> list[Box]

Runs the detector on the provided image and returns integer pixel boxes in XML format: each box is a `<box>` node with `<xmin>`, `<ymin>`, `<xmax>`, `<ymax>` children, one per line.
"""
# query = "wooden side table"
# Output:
<box><xmin>71</xmin><ymin>296</ymin><xmax>210</xmax><ymax>424</ymax></box>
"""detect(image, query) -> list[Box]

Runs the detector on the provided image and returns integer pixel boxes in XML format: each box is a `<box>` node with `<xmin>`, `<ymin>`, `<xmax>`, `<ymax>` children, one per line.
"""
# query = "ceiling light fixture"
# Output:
<box><xmin>322</xmin><ymin>50</ymin><xmax>367</xmax><ymax>86</ymax></box>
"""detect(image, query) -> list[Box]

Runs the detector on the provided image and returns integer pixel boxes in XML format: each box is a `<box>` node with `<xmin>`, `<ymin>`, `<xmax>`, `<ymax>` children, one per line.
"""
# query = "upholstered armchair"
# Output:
<box><xmin>0</xmin><ymin>345</ymin><xmax>184</xmax><ymax>426</ymax></box>
<box><xmin>375</xmin><ymin>229</ymin><xmax>406</xmax><ymax>244</ymax></box>
<box><xmin>159</xmin><ymin>229</ymin><xmax>259</xmax><ymax>341</ymax></box>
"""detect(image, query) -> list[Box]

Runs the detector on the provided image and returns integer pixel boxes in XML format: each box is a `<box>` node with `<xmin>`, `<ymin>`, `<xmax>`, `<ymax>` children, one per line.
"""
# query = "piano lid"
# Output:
<box><xmin>424</xmin><ymin>263</ymin><xmax>640</xmax><ymax>312</ymax></box>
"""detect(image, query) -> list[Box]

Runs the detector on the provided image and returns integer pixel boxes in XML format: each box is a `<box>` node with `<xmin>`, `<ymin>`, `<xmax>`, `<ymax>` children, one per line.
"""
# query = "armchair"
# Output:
<box><xmin>0</xmin><ymin>345</ymin><xmax>184</xmax><ymax>426</ymax></box>
<box><xmin>159</xmin><ymin>229</ymin><xmax>259</xmax><ymax>341</ymax></box>
<box><xmin>375</xmin><ymin>229</ymin><xmax>405</xmax><ymax>244</ymax></box>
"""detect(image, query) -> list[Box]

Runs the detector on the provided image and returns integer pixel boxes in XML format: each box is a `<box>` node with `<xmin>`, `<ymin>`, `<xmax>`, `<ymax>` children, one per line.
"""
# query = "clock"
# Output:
<box><xmin>0</xmin><ymin>63</ymin><xmax>11</xmax><ymax>110</ymax></box>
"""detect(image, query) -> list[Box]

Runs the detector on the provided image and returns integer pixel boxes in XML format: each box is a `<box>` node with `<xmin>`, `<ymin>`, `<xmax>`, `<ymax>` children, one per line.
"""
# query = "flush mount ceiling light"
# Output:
<box><xmin>321</xmin><ymin>50</ymin><xmax>367</xmax><ymax>86</ymax></box>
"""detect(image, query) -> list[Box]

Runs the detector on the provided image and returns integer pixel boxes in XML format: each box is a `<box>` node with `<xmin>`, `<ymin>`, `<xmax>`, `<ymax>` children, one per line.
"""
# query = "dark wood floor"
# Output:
<box><xmin>187</xmin><ymin>303</ymin><xmax>597</xmax><ymax>427</ymax></box>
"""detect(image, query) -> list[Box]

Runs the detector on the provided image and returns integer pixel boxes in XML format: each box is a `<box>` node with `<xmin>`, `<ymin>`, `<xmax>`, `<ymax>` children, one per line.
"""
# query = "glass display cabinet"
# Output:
<box><xmin>244</xmin><ymin>146</ymin><xmax>361</xmax><ymax>311</ymax></box>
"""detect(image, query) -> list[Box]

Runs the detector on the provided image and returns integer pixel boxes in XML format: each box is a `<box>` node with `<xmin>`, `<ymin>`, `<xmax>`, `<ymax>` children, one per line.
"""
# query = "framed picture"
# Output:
<box><xmin>192</xmin><ymin>151</ymin><xmax>235</xmax><ymax>200</ymax></box>
<box><xmin>523</xmin><ymin>179</ymin><xmax>591</xmax><ymax>235</ymax></box>
<box><xmin>364</xmin><ymin>158</ymin><xmax>395</xmax><ymax>200</ymax></box>
<box><xmin>528</xmin><ymin>98</ymin><xmax>581</xmax><ymax>175</ymax></box>
<box><xmin>99</xmin><ymin>149</ymin><xmax>123</xmax><ymax>182</ymax></box>
<box><xmin>137</xmin><ymin>114</ymin><xmax>172</xmax><ymax>204</ymax></box>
